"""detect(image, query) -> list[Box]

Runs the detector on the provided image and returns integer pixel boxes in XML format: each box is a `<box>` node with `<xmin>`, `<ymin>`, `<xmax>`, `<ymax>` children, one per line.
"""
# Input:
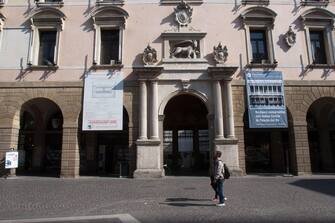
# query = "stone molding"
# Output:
<box><xmin>136</xmin><ymin>139</ymin><xmax>161</xmax><ymax>146</ymax></box>
<box><xmin>133</xmin><ymin>66</ymin><xmax>163</xmax><ymax>80</ymax></box>
<box><xmin>208</xmin><ymin>66</ymin><xmax>238</xmax><ymax>81</ymax></box>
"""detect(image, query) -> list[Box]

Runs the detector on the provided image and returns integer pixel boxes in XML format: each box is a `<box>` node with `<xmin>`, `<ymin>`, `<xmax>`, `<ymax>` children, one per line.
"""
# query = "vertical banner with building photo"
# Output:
<box><xmin>83</xmin><ymin>71</ymin><xmax>123</xmax><ymax>131</ymax></box>
<box><xmin>246</xmin><ymin>71</ymin><xmax>288</xmax><ymax>128</ymax></box>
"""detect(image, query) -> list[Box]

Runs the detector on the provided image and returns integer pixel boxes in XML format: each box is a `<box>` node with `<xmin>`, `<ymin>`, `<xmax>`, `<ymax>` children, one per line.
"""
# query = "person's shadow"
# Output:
<box><xmin>160</xmin><ymin>198</ymin><xmax>214</xmax><ymax>207</ymax></box>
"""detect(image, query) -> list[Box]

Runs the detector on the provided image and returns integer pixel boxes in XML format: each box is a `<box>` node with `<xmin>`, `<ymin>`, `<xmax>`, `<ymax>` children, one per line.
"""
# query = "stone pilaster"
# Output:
<box><xmin>60</xmin><ymin>127</ymin><xmax>80</xmax><ymax>178</ymax></box>
<box><xmin>0</xmin><ymin>127</ymin><xmax>19</xmax><ymax>177</ymax></box>
<box><xmin>293</xmin><ymin>124</ymin><xmax>312</xmax><ymax>175</ymax></box>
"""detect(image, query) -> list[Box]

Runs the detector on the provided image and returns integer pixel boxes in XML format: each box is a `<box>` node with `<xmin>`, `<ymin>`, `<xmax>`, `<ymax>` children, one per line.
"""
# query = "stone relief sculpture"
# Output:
<box><xmin>142</xmin><ymin>44</ymin><xmax>158</xmax><ymax>65</ymax></box>
<box><xmin>213</xmin><ymin>42</ymin><xmax>228</xmax><ymax>64</ymax></box>
<box><xmin>170</xmin><ymin>40</ymin><xmax>199</xmax><ymax>59</ymax></box>
<box><xmin>284</xmin><ymin>26</ymin><xmax>296</xmax><ymax>48</ymax></box>
<box><xmin>174</xmin><ymin>0</ymin><xmax>193</xmax><ymax>27</ymax></box>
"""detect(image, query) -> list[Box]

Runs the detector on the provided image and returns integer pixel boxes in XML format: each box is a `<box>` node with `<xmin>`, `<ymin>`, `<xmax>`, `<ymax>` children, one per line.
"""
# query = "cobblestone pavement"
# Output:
<box><xmin>0</xmin><ymin>175</ymin><xmax>335</xmax><ymax>223</ymax></box>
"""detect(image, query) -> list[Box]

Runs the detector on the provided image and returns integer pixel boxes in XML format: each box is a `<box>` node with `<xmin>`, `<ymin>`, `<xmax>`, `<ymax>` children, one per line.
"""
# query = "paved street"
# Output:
<box><xmin>0</xmin><ymin>175</ymin><xmax>335</xmax><ymax>223</ymax></box>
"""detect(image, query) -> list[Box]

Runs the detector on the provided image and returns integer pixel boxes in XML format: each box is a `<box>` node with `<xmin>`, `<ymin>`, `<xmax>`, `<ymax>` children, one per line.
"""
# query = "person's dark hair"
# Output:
<box><xmin>216</xmin><ymin>151</ymin><xmax>222</xmax><ymax>158</ymax></box>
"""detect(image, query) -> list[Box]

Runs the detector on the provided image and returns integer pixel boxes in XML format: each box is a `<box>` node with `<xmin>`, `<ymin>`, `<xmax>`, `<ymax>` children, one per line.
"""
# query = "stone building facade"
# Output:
<box><xmin>0</xmin><ymin>0</ymin><xmax>334</xmax><ymax>178</ymax></box>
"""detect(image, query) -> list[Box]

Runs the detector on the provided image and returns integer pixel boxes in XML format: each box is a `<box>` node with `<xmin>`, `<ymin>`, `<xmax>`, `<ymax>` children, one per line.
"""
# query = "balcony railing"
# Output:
<box><xmin>35</xmin><ymin>0</ymin><xmax>64</xmax><ymax>7</ymax></box>
<box><xmin>241</xmin><ymin>0</ymin><xmax>270</xmax><ymax>5</ymax></box>
<box><xmin>300</xmin><ymin>0</ymin><xmax>329</xmax><ymax>6</ymax></box>
<box><xmin>95</xmin><ymin>0</ymin><xmax>124</xmax><ymax>5</ymax></box>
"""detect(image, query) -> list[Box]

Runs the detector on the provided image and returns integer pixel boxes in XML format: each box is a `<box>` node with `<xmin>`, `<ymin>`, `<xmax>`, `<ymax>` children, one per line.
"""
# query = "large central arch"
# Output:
<box><xmin>162</xmin><ymin>93</ymin><xmax>210</xmax><ymax>176</ymax></box>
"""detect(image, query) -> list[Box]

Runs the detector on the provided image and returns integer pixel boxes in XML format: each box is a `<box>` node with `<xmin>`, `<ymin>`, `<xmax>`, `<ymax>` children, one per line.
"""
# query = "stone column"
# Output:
<box><xmin>60</xmin><ymin>126</ymin><xmax>80</xmax><ymax>178</ymax></box>
<box><xmin>139</xmin><ymin>80</ymin><xmax>148</xmax><ymax>140</ymax></box>
<box><xmin>213</xmin><ymin>80</ymin><xmax>224</xmax><ymax>139</ymax></box>
<box><xmin>223</xmin><ymin>81</ymin><xmax>235</xmax><ymax>138</ymax></box>
<box><xmin>150</xmin><ymin>81</ymin><xmax>159</xmax><ymax>140</ymax></box>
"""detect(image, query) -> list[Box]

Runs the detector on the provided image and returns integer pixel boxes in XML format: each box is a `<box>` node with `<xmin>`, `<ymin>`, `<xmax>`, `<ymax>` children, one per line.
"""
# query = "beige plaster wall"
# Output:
<box><xmin>0</xmin><ymin>2</ymin><xmax>334</xmax><ymax>82</ymax></box>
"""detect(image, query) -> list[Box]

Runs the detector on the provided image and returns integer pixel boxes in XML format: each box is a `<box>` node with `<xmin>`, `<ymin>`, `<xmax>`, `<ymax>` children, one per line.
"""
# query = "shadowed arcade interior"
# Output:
<box><xmin>163</xmin><ymin>94</ymin><xmax>209</xmax><ymax>176</ymax></box>
<box><xmin>17</xmin><ymin>98</ymin><xmax>63</xmax><ymax>176</ymax></box>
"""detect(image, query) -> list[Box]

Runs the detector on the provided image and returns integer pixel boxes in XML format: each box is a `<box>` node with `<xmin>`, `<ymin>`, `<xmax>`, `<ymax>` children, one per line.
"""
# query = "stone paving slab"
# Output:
<box><xmin>0</xmin><ymin>176</ymin><xmax>335</xmax><ymax>223</ymax></box>
<box><xmin>0</xmin><ymin>214</ymin><xmax>140</xmax><ymax>223</ymax></box>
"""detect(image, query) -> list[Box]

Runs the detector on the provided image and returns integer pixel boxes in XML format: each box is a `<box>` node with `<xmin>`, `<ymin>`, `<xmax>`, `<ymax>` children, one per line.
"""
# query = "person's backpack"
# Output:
<box><xmin>223</xmin><ymin>164</ymin><xmax>231</xmax><ymax>179</ymax></box>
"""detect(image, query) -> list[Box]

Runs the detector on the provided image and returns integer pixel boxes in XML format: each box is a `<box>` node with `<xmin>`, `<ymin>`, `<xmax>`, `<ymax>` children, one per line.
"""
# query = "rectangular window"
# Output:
<box><xmin>38</xmin><ymin>30</ymin><xmax>57</xmax><ymax>66</ymax></box>
<box><xmin>310</xmin><ymin>31</ymin><xmax>327</xmax><ymax>64</ymax></box>
<box><xmin>250</xmin><ymin>30</ymin><xmax>268</xmax><ymax>63</ymax></box>
<box><xmin>100</xmin><ymin>29</ymin><xmax>120</xmax><ymax>65</ymax></box>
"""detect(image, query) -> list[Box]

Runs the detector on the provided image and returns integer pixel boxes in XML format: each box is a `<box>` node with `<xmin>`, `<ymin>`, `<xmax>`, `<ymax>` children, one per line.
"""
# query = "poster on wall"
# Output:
<box><xmin>245</xmin><ymin>71</ymin><xmax>288</xmax><ymax>128</ymax></box>
<box><xmin>5</xmin><ymin>151</ymin><xmax>19</xmax><ymax>169</ymax></box>
<box><xmin>83</xmin><ymin>71</ymin><xmax>123</xmax><ymax>131</ymax></box>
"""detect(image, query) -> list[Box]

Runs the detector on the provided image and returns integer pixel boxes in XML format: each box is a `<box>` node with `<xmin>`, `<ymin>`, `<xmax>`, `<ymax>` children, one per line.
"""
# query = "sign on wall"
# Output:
<box><xmin>5</xmin><ymin>151</ymin><xmax>19</xmax><ymax>169</ymax></box>
<box><xmin>246</xmin><ymin>71</ymin><xmax>288</xmax><ymax>128</ymax></box>
<box><xmin>83</xmin><ymin>71</ymin><xmax>123</xmax><ymax>131</ymax></box>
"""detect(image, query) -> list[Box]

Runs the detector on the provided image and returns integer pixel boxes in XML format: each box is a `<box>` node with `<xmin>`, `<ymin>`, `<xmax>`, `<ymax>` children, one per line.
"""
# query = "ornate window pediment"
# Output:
<box><xmin>28</xmin><ymin>7</ymin><xmax>66</xmax><ymax>68</ymax></box>
<box><xmin>301</xmin><ymin>8</ymin><xmax>335</xmax><ymax>27</ymax></box>
<box><xmin>241</xmin><ymin>6</ymin><xmax>277</xmax><ymax>25</ymax></box>
<box><xmin>240</xmin><ymin>7</ymin><xmax>277</xmax><ymax>68</ymax></box>
<box><xmin>91</xmin><ymin>6</ymin><xmax>129</xmax><ymax>67</ymax></box>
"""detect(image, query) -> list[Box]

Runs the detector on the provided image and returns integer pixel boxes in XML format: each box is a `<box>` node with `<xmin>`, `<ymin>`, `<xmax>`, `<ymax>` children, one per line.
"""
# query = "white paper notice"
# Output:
<box><xmin>83</xmin><ymin>71</ymin><xmax>123</xmax><ymax>131</ymax></box>
<box><xmin>5</xmin><ymin>152</ymin><xmax>19</xmax><ymax>169</ymax></box>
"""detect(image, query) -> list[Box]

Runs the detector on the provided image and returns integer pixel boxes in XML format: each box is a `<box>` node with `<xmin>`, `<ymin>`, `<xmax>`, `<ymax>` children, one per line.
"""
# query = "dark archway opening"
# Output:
<box><xmin>17</xmin><ymin>98</ymin><xmax>63</xmax><ymax>176</ymax></box>
<box><xmin>163</xmin><ymin>94</ymin><xmax>209</xmax><ymax>176</ymax></box>
<box><xmin>243</xmin><ymin>109</ymin><xmax>296</xmax><ymax>174</ymax></box>
<box><xmin>307</xmin><ymin>97</ymin><xmax>335</xmax><ymax>173</ymax></box>
<box><xmin>79</xmin><ymin>107</ymin><xmax>130</xmax><ymax>177</ymax></box>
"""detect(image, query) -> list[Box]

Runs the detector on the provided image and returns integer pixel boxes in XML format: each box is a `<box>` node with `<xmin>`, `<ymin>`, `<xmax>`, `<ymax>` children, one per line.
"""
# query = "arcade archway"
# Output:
<box><xmin>243</xmin><ymin>109</ymin><xmax>296</xmax><ymax>174</ymax></box>
<box><xmin>79</xmin><ymin>107</ymin><xmax>130</xmax><ymax>177</ymax></box>
<box><xmin>17</xmin><ymin>98</ymin><xmax>63</xmax><ymax>176</ymax></box>
<box><xmin>163</xmin><ymin>94</ymin><xmax>209</xmax><ymax>176</ymax></box>
<box><xmin>307</xmin><ymin>97</ymin><xmax>335</xmax><ymax>173</ymax></box>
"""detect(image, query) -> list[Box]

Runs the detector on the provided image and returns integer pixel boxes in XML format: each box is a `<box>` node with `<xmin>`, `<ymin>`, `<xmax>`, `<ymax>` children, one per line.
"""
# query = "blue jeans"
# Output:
<box><xmin>216</xmin><ymin>178</ymin><xmax>225</xmax><ymax>204</ymax></box>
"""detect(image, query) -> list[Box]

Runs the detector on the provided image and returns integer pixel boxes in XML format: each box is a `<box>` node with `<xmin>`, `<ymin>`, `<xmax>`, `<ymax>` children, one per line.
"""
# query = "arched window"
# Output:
<box><xmin>240</xmin><ymin>7</ymin><xmax>277</xmax><ymax>68</ymax></box>
<box><xmin>91</xmin><ymin>6</ymin><xmax>129</xmax><ymax>68</ymax></box>
<box><xmin>27</xmin><ymin>7</ymin><xmax>66</xmax><ymax>68</ymax></box>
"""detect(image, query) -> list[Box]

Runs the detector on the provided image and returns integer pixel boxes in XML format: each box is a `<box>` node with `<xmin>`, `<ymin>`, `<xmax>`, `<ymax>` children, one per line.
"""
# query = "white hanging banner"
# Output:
<box><xmin>83</xmin><ymin>71</ymin><xmax>123</xmax><ymax>131</ymax></box>
<box><xmin>5</xmin><ymin>151</ymin><xmax>19</xmax><ymax>169</ymax></box>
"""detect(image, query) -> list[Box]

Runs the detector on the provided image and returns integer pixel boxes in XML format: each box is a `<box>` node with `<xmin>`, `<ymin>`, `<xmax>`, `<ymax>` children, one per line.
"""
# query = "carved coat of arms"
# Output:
<box><xmin>174</xmin><ymin>0</ymin><xmax>193</xmax><ymax>27</ymax></box>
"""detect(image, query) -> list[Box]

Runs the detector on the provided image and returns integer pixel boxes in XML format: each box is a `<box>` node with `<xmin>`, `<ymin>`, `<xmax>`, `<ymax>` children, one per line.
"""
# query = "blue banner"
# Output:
<box><xmin>246</xmin><ymin>71</ymin><xmax>288</xmax><ymax>128</ymax></box>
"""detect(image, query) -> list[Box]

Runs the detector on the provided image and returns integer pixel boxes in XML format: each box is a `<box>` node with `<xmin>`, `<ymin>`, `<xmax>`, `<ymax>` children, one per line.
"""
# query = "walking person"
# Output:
<box><xmin>213</xmin><ymin>151</ymin><xmax>226</xmax><ymax>207</ymax></box>
<box><xmin>210</xmin><ymin>163</ymin><xmax>218</xmax><ymax>202</ymax></box>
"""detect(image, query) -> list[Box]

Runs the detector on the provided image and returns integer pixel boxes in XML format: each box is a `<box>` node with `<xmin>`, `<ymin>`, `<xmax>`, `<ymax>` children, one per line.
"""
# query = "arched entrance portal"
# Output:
<box><xmin>163</xmin><ymin>94</ymin><xmax>209</xmax><ymax>176</ymax></box>
<box><xmin>307</xmin><ymin>97</ymin><xmax>335</xmax><ymax>173</ymax></box>
<box><xmin>80</xmin><ymin>107</ymin><xmax>130</xmax><ymax>177</ymax></box>
<box><xmin>17</xmin><ymin>98</ymin><xmax>63</xmax><ymax>176</ymax></box>
<box><xmin>243</xmin><ymin>109</ymin><xmax>295</xmax><ymax>174</ymax></box>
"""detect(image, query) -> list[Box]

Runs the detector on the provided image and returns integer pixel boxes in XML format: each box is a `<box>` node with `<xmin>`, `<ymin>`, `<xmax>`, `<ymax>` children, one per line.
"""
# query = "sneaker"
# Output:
<box><xmin>212</xmin><ymin>197</ymin><xmax>218</xmax><ymax>202</ymax></box>
<box><xmin>216</xmin><ymin>203</ymin><xmax>225</xmax><ymax>207</ymax></box>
